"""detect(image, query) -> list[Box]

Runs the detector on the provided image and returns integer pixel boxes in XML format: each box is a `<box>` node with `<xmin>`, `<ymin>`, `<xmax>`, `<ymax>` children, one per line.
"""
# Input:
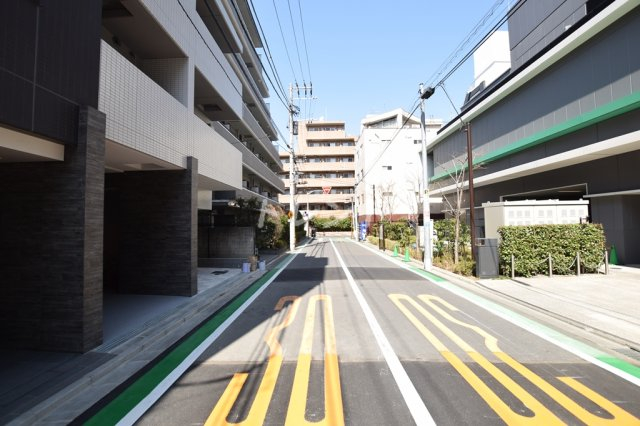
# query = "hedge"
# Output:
<box><xmin>498</xmin><ymin>223</ymin><xmax>605</xmax><ymax>277</ymax></box>
<box><xmin>310</xmin><ymin>216</ymin><xmax>352</xmax><ymax>232</ymax></box>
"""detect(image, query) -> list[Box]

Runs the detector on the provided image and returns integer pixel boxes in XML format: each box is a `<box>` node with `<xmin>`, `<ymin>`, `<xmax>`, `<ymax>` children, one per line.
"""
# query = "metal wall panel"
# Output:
<box><xmin>0</xmin><ymin>0</ymin><xmax>102</xmax><ymax>144</ymax></box>
<box><xmin>432</xmin><ymin>6</ymin><xmax>640</xmax><ymax>179</ymax></box>
<box><xmin>509</xmin><ymin>0</ymin><xmax>587</xmax><ymax>71</ymax></box>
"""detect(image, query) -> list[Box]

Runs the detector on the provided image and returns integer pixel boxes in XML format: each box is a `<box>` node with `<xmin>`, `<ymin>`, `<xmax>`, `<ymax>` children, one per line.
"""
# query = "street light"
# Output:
<box><xmin>419</xmin><ymin>83</ymin><xmax>435</xmax><ymax>271</ymax></box>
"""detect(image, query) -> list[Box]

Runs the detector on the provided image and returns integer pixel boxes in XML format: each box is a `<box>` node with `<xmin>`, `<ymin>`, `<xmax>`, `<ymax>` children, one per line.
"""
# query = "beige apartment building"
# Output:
<box><xmin>279</xmin><ymin>121</ymin><xmax>356</xmax><ymax>219</ymax></box>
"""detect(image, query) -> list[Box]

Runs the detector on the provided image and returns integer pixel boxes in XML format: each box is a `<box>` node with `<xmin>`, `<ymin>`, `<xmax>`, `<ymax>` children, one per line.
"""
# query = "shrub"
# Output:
<box><xmin>433</xmin><ymin>218</ymin><xmax>470</xmax><ymax>257</ymax></box>
<box><xmin>498</xmin><ymin>223</ymin><xmax>605</xmax><ymax>277</ymax></box>
<box><xmin>310</xmin><ymin>216</ymin><xmax>352</xmax><ymax>232</ymax></box>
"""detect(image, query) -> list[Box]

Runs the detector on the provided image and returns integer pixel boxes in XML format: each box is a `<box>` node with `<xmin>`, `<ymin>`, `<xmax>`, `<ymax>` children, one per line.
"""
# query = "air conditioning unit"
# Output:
<box><xmin>251</xmin><ymin>186</ymin><xmax>260</xmax><ymax>193</ymax></box>
<box><xmin>262</xmin><ymin>191</ymin><xmax>270</xmax><ymax>197</ymax></box>
<box><xmin>242</xmin><ymin>180</ymin><xmax>248</xmax><ymax>188</ymax></box>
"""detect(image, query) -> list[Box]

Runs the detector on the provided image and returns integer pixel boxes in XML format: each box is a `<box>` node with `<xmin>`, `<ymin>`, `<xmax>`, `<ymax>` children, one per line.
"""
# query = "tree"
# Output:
<box><xmin>377</xmin><ymin>182</ymin><xmax>397</xmax><ymax>220</ymax></box>
<box><xmin>437</xmin><ymin>156</ymin><xmax>468</xmax><ymax>264</ymax></box>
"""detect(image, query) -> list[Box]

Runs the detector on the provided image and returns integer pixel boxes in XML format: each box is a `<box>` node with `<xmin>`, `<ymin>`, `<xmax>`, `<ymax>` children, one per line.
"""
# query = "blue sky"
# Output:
<box><xmin>251</xmin><ymin>0</ymin><xmax>509</xmax><ymax>142</ymax></box>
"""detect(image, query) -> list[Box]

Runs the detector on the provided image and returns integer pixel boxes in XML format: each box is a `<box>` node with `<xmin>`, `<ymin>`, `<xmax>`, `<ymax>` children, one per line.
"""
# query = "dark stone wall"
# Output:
<box><xmin>0</xmin><ymin>0</ymin><xmax>102</xmax><ymax>144</ymax></box>
<box><xmin>0</xmin><ymin>106</ymin><xmax>105</xmax><ymax>352</ymax></box>
<box><xmin>105</xmin><ymin>158</ymin><xmax>198</xmax><ymax>297</ymax></box>
<box><xmin>198</xmin><ymin>226</ymin><xmax>255</xmax><ymax>259</ymax></box>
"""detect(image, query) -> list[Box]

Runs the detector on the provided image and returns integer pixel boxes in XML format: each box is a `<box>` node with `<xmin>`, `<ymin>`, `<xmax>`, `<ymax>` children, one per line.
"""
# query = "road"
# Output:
<box><xmin>133</xmin><ymin>237</ymin><xmax>640</xmax><ymax>425</ymax></box>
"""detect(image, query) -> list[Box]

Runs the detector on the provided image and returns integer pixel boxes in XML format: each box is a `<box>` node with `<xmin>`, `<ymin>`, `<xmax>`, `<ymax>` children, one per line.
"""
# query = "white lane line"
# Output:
<box><xmin>117</xmin><ymin>253</ymin><xmax>299</xmax><ymax>426</ymax></box>
<box><xmin>329</xmin><ymin>239</ymin><xmax>437</xmax><ymax>426</ymax></box>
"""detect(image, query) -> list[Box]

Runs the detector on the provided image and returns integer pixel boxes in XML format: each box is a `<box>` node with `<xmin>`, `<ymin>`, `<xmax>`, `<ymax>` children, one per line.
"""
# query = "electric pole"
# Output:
<box><xmin>465</xmin><ymin>122</ymin><xmax>477</xmax><ymax>266</ymax></box>
<box><xmin>287</xmin><ymin>83</ymin><xmax>313</xmax><ymax>252</ymax></box>
<box><xmin>419</xmin><ymin>84</ymin><xmax>435</xmax><ymax>271</ymax></box>
<box><xmin>288</xmin><ymin>84</ymin><xmax>297</xmax><ymax>252</ymax></box>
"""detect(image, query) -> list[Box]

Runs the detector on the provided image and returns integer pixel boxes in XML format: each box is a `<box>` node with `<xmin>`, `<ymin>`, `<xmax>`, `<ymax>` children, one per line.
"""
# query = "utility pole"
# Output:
<box><xmin>372</xmin><ymin>184</ymin><xmax>376</xmax><ymax>223</ymax></box>
<box><xmin>419</xmin><ymin>84</ymin><xmax>435</xmax><ymax>271</ymax></box>
<box><xmin>287</xmin><ymin>83</ymin><xmax>313</xmax><ymax>252</ymax></box>
<box><xmin>465</xmin><ymin>122</ymin><xmax>477</xmax><ymax>266</ymax></box>
<box><xmin>288</xmin><ymin>84</ymin><xmax>297</xmax><ymax>252</ymax></box>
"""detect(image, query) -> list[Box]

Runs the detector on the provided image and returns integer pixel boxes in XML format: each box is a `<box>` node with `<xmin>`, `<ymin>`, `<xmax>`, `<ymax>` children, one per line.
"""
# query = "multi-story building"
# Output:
<box><xmin>0</xmin><ymin>0</ymin><xmax>283</xmax><ymax>352</ymax></box>
<box><xmin>356</xmin><ymin>109</ymin><xmax>443</xmax><ymax>224</ymax></box>
<box><xmin>279</xmin><ymin>120</ymin><xmax>356</xmax><ymax>219</ymax></box>
<box><xmin>428</xmin><ymin>0</ymin><xmax>640</xmax><ymax>264</ymax></box>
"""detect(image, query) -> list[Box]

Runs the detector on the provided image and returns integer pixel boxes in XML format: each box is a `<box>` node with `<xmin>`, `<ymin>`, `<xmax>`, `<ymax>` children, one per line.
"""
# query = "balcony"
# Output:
<box><xmin>99</xmin><ymin>41</ymin><xmax>241</xmax><ymax>188</ymax></box>
<box><xmin>211</xmin><ymin>122</ymin><xmax>284</xmax><ymax>193</ymax></box>
<box><xmin>242</xmin><ymin>104</ymin><xmax>280</xmax><ymax>164</ymax></box>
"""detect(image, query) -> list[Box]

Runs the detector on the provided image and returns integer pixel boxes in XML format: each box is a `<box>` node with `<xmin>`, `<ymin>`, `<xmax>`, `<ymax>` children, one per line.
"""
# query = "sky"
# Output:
<box><xmin>251</xmin><ymin>0</ymin><xmax>511</xmax><ymax>145</ymax></box>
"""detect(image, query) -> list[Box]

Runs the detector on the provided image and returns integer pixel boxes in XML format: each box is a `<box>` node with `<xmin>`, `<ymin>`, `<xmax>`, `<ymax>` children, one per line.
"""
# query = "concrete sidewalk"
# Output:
<box><xmin>475</xmin><ymin>264</ymin><xmax>640</xmax><ymax>349</ymax></box>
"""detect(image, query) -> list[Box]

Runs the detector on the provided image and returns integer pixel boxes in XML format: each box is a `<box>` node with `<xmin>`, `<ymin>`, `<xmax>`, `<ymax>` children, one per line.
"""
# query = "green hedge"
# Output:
<box><xmin>498</xmin><ymin>224</ymin><xmax>605</xmax><ymax>277</ymax></box>
<box><xmin>310</xmin><ymin>216</ymin><xmax>352</xmax><ymax>232</ymax></box>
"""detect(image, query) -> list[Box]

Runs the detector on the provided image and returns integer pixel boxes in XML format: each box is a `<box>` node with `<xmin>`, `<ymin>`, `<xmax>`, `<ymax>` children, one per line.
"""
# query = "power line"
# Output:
<box><xmin>286</xmin><ymin>0</ymin><xmax>306</xmax><ymax>83</ymax></box>
<box><xmin>236</xmin><ymin>0</ymin><xmax>289</xmax><ymax>105</ymax></box>
<box><xmin>180</xmin><ymin>0</ymin><xmax>291</xmax><ymax>154</ymax></box>
<box><xmin>296</xmin><ymin>0</ymin><xmax>312</xmax><ymax>84</ymax></box>
<box><xmin>435</xmin><ymin>0</ymin><xmax>527</xmax><ymax>88</ymax></box>
<box><xmin>271</xmin><ymin>0</ymin><xmax>298</xmax><ymax>85</ymax></box>
<box><xmin>425</xmin><ymin>0</ymin><xmax>508</xmax><ymax>88</ymax></box>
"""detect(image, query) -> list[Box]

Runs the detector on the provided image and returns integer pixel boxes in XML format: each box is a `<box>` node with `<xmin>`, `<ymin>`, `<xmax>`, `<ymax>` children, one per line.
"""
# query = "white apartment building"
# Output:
<box><xmin>356</xmin><ymin>109</ymin><xmax>443</xmax><ymax>225</ymax></box>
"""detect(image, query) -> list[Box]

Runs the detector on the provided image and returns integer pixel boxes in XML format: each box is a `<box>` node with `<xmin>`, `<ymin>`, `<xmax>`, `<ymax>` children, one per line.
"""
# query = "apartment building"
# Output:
<box><xmin>0</xmin><ymin>0</ymin><xmax>283</xmax><ymax>352</ymax></box>
<box><xmin>428</xmin><ymin>0</ymin><xmax>640</xmax><ymax>264</ymax></box>
<box><xmin>279</xmin><ymin>121</ymin><xmax>356</xmax><ymax>219</ymax></box>
<box><xmin>356</xmin><ymin>109</ymin><xmax>443</xmax><ymax>223</ymax></box>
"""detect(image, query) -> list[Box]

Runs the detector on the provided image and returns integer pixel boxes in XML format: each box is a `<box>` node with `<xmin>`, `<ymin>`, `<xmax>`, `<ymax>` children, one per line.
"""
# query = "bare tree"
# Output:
<box><xmin>437</xmin><ymin>156</ymin><xmax>468</xmax><ymax>264</ymax></box>
<box><xmin>377</xmin><ymin>182</ymin><xmax>397</xmax><ymax>220</ymax></box>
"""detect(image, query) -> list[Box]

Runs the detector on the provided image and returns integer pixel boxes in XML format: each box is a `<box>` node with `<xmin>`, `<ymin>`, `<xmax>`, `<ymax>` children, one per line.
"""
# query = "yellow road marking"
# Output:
<box><xmin>391</xmin><ymin>294</ymin><xmax>640</xmax><ymax>425</ymax></box>
<box><xmin>558</xmin><ymin>376</ymin><xmax>640</xmax><ymax>425</ymax></box>
<box><xmin>391</xmin><ymin>294</ymin><xmax>561</xmax><ymax>424</ymax></box>
<box><xmin>286</xmin><ymin>294</ymin><xmax>345</xmax><ymax>426</ymax></box>
<box><xmin>390</xmin><ymin>294</ymin><xmax>563</xmax><ymax>425</ymax></box>
<box><xmin>417</xmin><ymin>294</ymin><xmax>640</xmax><ymax>425</ymax></box>
<box><xmin>206</xmin><ymin>296</ymin><xmax>301</xmax><ymax>426</ymax></box>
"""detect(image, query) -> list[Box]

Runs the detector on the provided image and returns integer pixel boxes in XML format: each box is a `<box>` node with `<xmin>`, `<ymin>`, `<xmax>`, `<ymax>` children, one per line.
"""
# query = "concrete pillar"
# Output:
<box><xmin>0</xmin><ymin>106</ymin><xmax>106</xmax><ymax>352</ymax></box>
<box><xmin>108</xmin><ymin>157</ymin><xmax>198</xmax><ymax>296</ymax></box>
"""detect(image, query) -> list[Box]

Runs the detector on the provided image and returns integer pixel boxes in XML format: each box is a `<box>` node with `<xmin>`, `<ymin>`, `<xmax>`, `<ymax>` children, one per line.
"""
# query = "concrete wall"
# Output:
<box><xmin>105</xmin><ymin>158</ymin><xmax>198</xmax><ymax>297</ymax></box>
<box><xmin>0</xmin><ymin>107</ymin><xmax>106</xmax><ymax>352</ymax></box>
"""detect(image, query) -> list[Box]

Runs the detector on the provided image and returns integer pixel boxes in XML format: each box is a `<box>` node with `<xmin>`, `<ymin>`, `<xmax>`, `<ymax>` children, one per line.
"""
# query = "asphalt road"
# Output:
<box><xmin>135</xmin><ymin>237</ymin><xmax>640</xmax><ymax>425</ymax></box>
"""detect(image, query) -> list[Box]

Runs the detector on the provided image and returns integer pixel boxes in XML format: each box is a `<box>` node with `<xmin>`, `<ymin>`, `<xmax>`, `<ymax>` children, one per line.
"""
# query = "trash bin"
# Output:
<box><xmin>258</xmin><ymin>260</ymin><xmax>266</xmax><ymax>271</ymax></box>
<box><xmin>477</xmin><ymin>238</ymin><xmax>499</xmax><ymax>278</ymax></box>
